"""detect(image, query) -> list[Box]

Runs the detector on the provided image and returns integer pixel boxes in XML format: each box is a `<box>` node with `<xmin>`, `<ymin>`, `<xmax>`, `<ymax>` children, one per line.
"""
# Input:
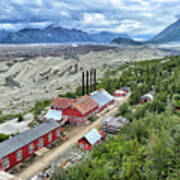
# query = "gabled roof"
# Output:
<box><xmin>72</xmin><ymin>95</ymin><xmax>98</xmax><ymax>115</ymax></box>
<box><xmin>114</xmin><ymin>90</ymin><xmax>126</xmax><ymax>94</ymax></box>
<box><xmin>141</xmin><ymin>93</ymin><xmax>154</xmax><ymax>101</ymax></box>
<box><xmin>84</xmin><ymin>128</ymin><xmax>101</xmax><ymax>145</ymax></box>
<box><xmin>0</xmin><ymin>121</ymin><xmax>60</xmax><ymax>159</ymax></box>
<box><xmin>45</xmin><ymin>109</ymin><xmax>62</xmax><ymax>121</ymax></box>
<box><xmin>51</xmin><ymin>97</ymin><xmax>75</xmax><ymax>110</ymax></box>
<box><xmin>121</xmin><ymin>87</ymin><xmax>131</xmax><ymax>91</ymax></box>
<box><xmin>91</xmin><ymin>89</ymin><xmax>114</xmax><ymax>108</ymax></box>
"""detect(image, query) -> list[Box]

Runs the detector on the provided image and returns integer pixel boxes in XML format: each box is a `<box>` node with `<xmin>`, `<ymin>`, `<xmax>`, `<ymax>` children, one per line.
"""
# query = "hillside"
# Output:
<box><xmin>0</xmin><ymin>44</ymin><xmax>170</xmax><ymax>115</ymax></box>
<box><xmin>111</xmin><ymin>37</ymin><xmax>143</xmax><ymax>46</ymax></box>
<box><xmin>150</xmin><ymin>19</ymin><xmax>180</xmax><ymax>44</ymax></box>
<box><xmin>91</xmin><ymin>32</ymin><xmax>130</xmax><ymax>43</ymax></box>
<box><xmin>52</xmin><ymin>56</ymin><xmax>180</xmax><ymax>180</ymax></box>
<box><xmin>0</xmin><ymin>30</ymin><xmax>10</xmax><ymax>41</ymax></box>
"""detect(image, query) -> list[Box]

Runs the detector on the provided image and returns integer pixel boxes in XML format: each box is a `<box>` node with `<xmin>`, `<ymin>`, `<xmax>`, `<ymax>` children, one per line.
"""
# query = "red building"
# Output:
<box><xmin>0</xmin><ymin>120</ymin><xmax>60</xmax><ymax>171</ymax></box>
<box><xmin>121</xmin><ymin>87</ymin><xmax>131</xmax><ymax>94</ymax></box>
<box><xmin>91</xmin><ymin>89</ymin><xmax>115</xmax><ymax>113</ymax></box>
<box><xmin>64</xmin><ymin>96</ymin><xmax>98</xmax><ymax>125</ymax></box>
<box><xmin>113</xmin><ymin>90</ymin><xmax>126</xmax><ymax>97</ymax></box>
<box><xmin>140</xmin><ymin>93</ymin><xmax>154</xmax><ymax>104</ymax></box>
<box><xmin>51</xmin><ymin>96</ymin><xmax>98</xmax><ymax>125</ymax></box>
<box><xmin>78</xmin><ymin>129</ymin><xmax>104</xmax><ymax>151</ymax></box>
<box><xmin>51</xmin><ymin>97</ymin><xmax>75</xmax><ymax>111</ymax></box>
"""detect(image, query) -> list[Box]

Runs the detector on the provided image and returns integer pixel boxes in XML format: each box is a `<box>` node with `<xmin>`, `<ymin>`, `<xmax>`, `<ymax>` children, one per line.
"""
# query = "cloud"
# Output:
<box><xmin>0</xmin><ymin>0</ymin><xmax>179</xmax><ymax>40</ymax></box>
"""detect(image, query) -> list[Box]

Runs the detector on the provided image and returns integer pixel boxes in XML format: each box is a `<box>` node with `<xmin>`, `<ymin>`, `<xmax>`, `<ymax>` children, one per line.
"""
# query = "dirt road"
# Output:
<box><xmin>18</xmin><ymin>95</ymin><xmax>130</xmax><ymax>180</ymax></box>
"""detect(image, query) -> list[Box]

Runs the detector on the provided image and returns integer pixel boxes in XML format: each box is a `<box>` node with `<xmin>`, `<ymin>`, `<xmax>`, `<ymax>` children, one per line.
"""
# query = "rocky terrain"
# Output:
<box><xmin>0</xmin><ymin>44</ymin><xmax>172</xmax><ymax>114</ymax></box>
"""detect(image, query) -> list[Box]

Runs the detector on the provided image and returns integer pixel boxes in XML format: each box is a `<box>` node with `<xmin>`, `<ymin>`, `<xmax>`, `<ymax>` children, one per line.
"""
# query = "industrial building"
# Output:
<box><xmin>91</xmin><ymin>89</ymin><xmax>114</xmax><ymax>112</ymax></box>
<box><xmin>0</xmin><ymin>120</ymin><xmax>60</xmax><ymax>171</ymax></box>
<box><xmin>50</xmin><ymin>95</ymin><xmax>98</xmax><ymax>125</ymax></box>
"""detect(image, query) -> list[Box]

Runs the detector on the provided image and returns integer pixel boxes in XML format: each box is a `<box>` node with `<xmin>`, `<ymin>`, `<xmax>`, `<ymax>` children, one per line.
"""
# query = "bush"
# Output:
<box><xmin>0</xmin><ymin>109</ymin><xmax>2</xmax><ymax>115</ymax></box>
<box><xmin>0</xmin><ymin>114</ymin><xmax>21</xmax><ymax>124</ymax></box>
<box><xmin>89</xmin><ymin>116</ymin><xmax>95</xmax><ymax>122</ymax></box>
<box><xmin>33</xmin><ymin>99</ymin><xmax>52</xmax><ymax>115</ymax></box>
<box><xmin>17</xmin><ymin>114</ymin><xmax>24</xmax><ymax>122</ymax></box>
<box><xmin>0</xmin><ymin>133</ymin><xmax>9</xmax><ymax>142</ymax></box>
<box><xmin>116</xmin><ymin>103</ymin><xmax>131</xmax><ymax>117</ymax></box>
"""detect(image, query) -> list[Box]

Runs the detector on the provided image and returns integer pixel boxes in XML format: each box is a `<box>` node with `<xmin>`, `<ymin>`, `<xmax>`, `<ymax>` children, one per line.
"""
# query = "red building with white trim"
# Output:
<box><xmin>51</xmin><ymin>96</ymin><xmax>98</xmax><ymax>125</ymax></box>
<box><xmin>140</xmin><ymin>93</ymin><xmax>154</xmax><ymax>104</ymax></box>
<box><xmin>78</xmin><ymin>129</ymin><xmax>105</xmax><ymax>151</ymax></box>
<box><xmin>0</xmin><ymin>120</ymin><xmax>60</xmax><ymax>171</ymax></box>
<box><xmin>113</xmin><ymin>90</ymin><xmax>126</xmax><ymax>97</ymax></box>
<box><xmin>91</xmin><ymin>89</ymin><xmax>115</xmax><ymax>113</ymax></box>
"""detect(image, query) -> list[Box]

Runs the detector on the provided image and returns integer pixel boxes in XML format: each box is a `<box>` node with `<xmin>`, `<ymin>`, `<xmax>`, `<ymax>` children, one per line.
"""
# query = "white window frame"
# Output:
<box><xmin>39</xmin><ymin>138</ymin><xmax>44</xmax><ymax>148</ymax></box>
<box><xmin>16</xmin><ymin>150</ymin><xmax>22</xmax><ymax>161</ymax></box>
<box><xmin>79</xmin><ymin>143</ymin><xmax>84</xmax><ymax>149</ymax></box>
<box><xmin>56</xmin><ymin>129</ymin><xmax>60</xmax><ymax>137</ymax></box>
<box><xmin>48</xmin><ymin>133</ymin><xmax>52</xmax><ymax>143</ymax></box>
<box><xmin>28</xmin><ymin>144</ymin><xmax>34</xmax><ymax>154</ymax></box>
<box><xmin>2</xmin><ymin>157</ymin><xmax>9</xmax><ymax>170</ymax></box>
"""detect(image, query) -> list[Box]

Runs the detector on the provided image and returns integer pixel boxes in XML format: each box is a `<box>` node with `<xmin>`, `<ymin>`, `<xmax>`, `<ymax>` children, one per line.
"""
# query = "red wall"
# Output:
<box><xmin>63</xmin><ymin>105</ymin><xmax>98</xmax><ymax>125</ymax></box>
<box><xmin>78</xmin><ymin>139</ymin><xmax>92</xmax><ymax>151</ymax></box>
<box><xmin>63</xmin><ymin>107</ymin><xmax>83</xmax><ymax>117</ymax></box>
<box><xmin>114</xmin><ymin>93</ymin><xmax>126</xmax><ymax>97</ymax></box>
<box><xmin>2</xmin><ymin>127</ymin><xmax>60</xmax><ymax>171</ymax></box>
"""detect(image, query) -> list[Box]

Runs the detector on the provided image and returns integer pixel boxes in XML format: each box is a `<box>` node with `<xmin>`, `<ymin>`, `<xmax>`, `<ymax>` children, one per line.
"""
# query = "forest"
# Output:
<box><xmin>52</xmin><ymin>56</ymin><xmax>180</xmax><ymax>180</ymax></box>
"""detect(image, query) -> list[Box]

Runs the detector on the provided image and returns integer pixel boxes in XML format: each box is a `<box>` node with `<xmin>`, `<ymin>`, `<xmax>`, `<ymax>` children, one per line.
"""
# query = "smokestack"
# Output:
<box><xmin>90</xmin><ymin>69</ymin><xmax>93</xmax><ymax>92</ymax></box>
<box><xmin>86</xmin><ymin>71</ymin><xmax>89</xmax><ymax>95</ymax></box>
<box><xmin>94</xmin><ymin>69</ymin><xmax>96</xmax><ymax>91</ymax></box>
<box><xmin>82</xmin><ymin>72</ymin><xmax>85</xmax><ymax>96</ymax></box>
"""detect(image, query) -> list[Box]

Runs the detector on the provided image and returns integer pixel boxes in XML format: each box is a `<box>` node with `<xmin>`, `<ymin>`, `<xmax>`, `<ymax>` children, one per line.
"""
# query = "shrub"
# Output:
<box><xmin>0</xmin><ymin>133</ymin><xmax>9</xmax><ymax>142</ymax></box>
<box><xmin>17</xmin><ymin>114</ymin><xmax>24</xmax><ymax>122</ymax></box>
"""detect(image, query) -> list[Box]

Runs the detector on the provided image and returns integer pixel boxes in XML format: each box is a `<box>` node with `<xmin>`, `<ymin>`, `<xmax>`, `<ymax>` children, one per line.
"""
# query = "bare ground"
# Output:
<box><xmin>0</xmin><ymin>44</ymin><xmax>172</xmax><ymax>114</ymax></box>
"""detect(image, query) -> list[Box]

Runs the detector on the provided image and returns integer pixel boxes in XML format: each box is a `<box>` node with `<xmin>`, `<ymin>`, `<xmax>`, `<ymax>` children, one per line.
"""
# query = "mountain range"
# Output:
<box><xmin>0</xmin><ymin>25</ymin><xmax>130</xmax><ymax>44</ymax></box>
<box><xmin>0</xmin><ymin>19</ymin><xmax>180</xmax><ymax>44</ymax></box>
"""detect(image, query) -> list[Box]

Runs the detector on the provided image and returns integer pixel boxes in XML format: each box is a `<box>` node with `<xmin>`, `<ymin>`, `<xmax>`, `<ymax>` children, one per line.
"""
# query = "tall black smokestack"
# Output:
<box><xmin>82</xmin><ymin>72</ymin><xmax>85</xmax><ymax>96</ymax></box>
<box><xmin>90</xmin><ymin>69</ymin><xmax>93</xmax><ymax>93</ymax></box>
<box><xmin>94</xmin><ymin>69</ymin><xmax>96</xmax><ymax>91</ymax></box>
<box><xmin>86</xmin><ymin>71</ymin><xmax>89</xmax><ymax>95</ymax></box>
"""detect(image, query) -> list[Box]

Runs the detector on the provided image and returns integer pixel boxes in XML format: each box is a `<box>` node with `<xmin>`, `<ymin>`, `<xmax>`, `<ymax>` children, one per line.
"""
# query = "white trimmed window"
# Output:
<box><xmin>48</xmin><ymin>133</ymin><xmax>52</xmax><ymax>143</ymax></box>
<box><xmin>2</xmin><ymin>157</ymin><xmax>9</xmax><ymax>169</ymax></box>
<box><xmin>39</xmin><ymin>138</ymin><xmax>44</xmax><ymax>148</ymax></box>
<box><xmin>28</xmin><ymin>144</ymin><xmax>34</xmax><ymax>154</ymax></box>
<box><xmin>79</xmin><ymin>143</ymin><xmax>84</xmax><ymax>149</ymax></box>
<box><xmin>56</xmin><ymin>129</ymin><xmax>60</xmax><ymax>137</ymax></box>
<box><xmin>16</xmin><ymin>150</ymin><xmax>22</xmax><ymax>161</ymax></box>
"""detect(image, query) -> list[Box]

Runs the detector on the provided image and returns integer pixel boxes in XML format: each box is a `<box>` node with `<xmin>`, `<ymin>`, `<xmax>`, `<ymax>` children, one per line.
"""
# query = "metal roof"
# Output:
<box><xmin>45</xmin><ymin>109</ymin><xmax>62</xmax><ymax>121</ymax></box>
<box><xmin>51</xmin><ymin>98</ymin><xmax>75</xmax><ymax>110</ymax></box>
<box><xmin>114</xmin><ymin>90</ymin><xmax>126</xmax><ymax>94</ymax></box>
<box><xmin>141</xmin><ymin>93</ymin><xmax>154</xmax><ymax>101</ymax></box>
<box><xmin>84</xmin><ymin>128</ymin><xmax>101</xmax><ymax>145</ymax></box>
<box><xmin>72</xmin><ymin>95</ymin><xmax>98</xmax><ymax>115</ymax></box>
<box><xmin>91</xmin><ymin>89</ymin><xmax>114</xmax><ymax>108</ymax></box>
<box><xmin>0</xmin><ymin>121</ymin><xmax>60</xmax><ymax>159</ymax></box>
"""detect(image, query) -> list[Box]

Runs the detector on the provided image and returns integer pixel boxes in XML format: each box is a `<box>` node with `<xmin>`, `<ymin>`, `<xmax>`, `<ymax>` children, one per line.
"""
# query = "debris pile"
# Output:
<box><xmin>100</xmin><ymin>116</ymin><xmax>129</xmax><ymax>134</ymax></box>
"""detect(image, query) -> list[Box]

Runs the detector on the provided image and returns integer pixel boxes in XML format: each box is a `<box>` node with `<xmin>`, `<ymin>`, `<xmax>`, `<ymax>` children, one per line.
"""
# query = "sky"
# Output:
<box><xmin>0</xmin><ymin>0</ymin><xmax>180</xmax><ymax>40</ymax></box>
